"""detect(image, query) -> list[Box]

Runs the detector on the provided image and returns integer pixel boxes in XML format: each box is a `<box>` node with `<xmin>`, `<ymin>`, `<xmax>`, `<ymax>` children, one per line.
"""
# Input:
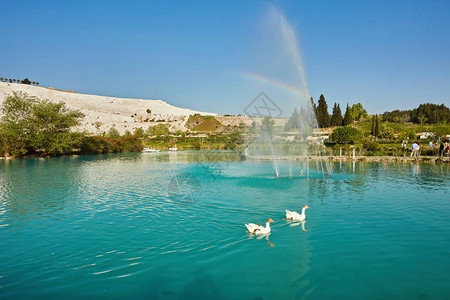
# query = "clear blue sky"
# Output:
<box><xmin>2</xmin><ymin>0</ymin><xmax>449</xmax><ymax>116</ymax></box>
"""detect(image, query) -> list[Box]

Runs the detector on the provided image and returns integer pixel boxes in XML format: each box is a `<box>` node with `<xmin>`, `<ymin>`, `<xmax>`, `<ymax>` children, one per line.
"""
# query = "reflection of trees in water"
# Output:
<box><xmin>304</xmin><ymin>162</ymin><xmax>371</xmax><ymax>206</ymax></box>
<box><xmin>1</xmin><ymin>157</ymin><xmax>83</xmax><ymax>223</ymax></box>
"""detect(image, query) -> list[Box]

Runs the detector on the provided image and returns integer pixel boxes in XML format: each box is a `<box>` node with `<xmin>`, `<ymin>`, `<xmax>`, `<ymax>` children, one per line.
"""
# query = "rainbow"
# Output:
<box><xmin>239</xmin><ymin>72</ymin><xmax>307</xmax><ymax>98</ymax></box>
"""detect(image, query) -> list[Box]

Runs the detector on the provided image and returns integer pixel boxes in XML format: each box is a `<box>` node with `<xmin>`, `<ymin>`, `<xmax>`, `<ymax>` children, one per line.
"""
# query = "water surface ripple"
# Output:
<box><xmin>1</xmin><ymin>153</ymin><xmax>449</xmax><ymax>299</ymax></box>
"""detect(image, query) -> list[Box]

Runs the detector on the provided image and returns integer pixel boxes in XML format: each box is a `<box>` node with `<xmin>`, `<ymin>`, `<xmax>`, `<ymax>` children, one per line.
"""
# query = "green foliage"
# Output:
<box><xmin>310</xmin><ymin>97</ymin><xmax>317</xmax><ymax>117</ymax></box>
<box><xmin>186</xmin><ymin>115</ymin><xmax>221</xmax><ymax>132</ymax></box>
<box><xmin>249</xmin><ymin>121</ymin><xmax>257</xmax><ymax>134</ymax></box>
<box><xmin>370</xmin><ymin>115</ymin><xmax>375</xmax><ymax>135</ymax></box>
<box><xmin>342</xmin><ymin>104</ymin><xmax>352</xmax><ymax>126</ymax></box>
<box><xmin>107</xmin><ymin>128</ymin><xmax>120</xmax><ymax>139</ymax></box>
<box><xmin>330</xmin><ymin>103</ymin><xmax>343</xmax><ymax>126</ymax></box>
<box><xmin>330</xmin><ymin>126</ymin><xmax>362</xmax><ymax>144</ymax></box>
<box><xmin>363</xmin><ymin>140</ymin><xmax>380</xmax><ymax>151</ymax></box>
<box><xmin>382</xmin><ymin>103</ymin><xmax>450</xmax><ymax>124</ymax></box>
<box><xmin>285</xmin><ymin>108</ymin><xmax>300</xmax><ymax>131</ymax></box>
<box><xmin>134</xmin><ymin>127</ymin><xmax>144</xmax><ymax>138</ymax></box>
<box><xmin>374</xmin><ymin>114</ymin><xmax>380</xmax><ymax>137</ymax></box>
<box><xmin>21</xmin><ymin>78</ymin><xmax>32</xmax><ymax>85</ymax></box>
<box><xmin>379</xmin><ymin>124</ymin><xmax>394</xmax><ymax>139</ymax></box>
<box><xmin>79</xmin><ymin>135</ymin><xmax>142</xmax><ymax>154</ymax></box>
<box><xmin>411</xmin><ymin>103</ymin><xmax>450</xmax><ymax>124</ymax></box>
<box><xmin>224</xmin><ymin>131</ymin><xmax>242</xmax><ymax>149</ymax></box>
<box><xmin>0</xmin><ymin>92</ymin><xmax>84</xmax><ymax>156</ymax></box>
<box><xmin>350</xmin><ymin>103</ymin><xmax>368</xmax><ymax>121</ymax></box>
<box><xmin>260</xmin><ymin>116</ymin><xmax>275</xmax><ymax>138</ymax></box>
<box><xmin>432</xmin><ymin>123</ymin><xmax>450</xmax><ymax>138</ymax></box>
<box><xmin>192</xmin><ymin>141</ymin><xmax>201</xmax><ymax>150</ymax></box>
<box><xmin>146</xmin><ymin>109</ymin><xmax>152</xmax><ymax>114</ymax></box>
<box><xmin>147</xmin><ymin>124</ymin><xmax>170</xmax><ymax>136</ymax></box>
<box><xmin>316</xmin><ymin>94</ymin><xmax>330</xmax><ymax>128</ymax></box>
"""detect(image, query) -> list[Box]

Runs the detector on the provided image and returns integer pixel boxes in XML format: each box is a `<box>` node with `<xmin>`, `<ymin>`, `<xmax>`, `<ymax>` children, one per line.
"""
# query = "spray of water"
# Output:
<box><xmin>243</xmin><ymin>5</ymin><xmax>330</xmax><ymax>179</ymax></box>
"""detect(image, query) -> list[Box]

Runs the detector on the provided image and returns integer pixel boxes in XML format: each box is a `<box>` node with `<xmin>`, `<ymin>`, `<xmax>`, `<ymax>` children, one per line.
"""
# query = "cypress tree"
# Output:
<box><xmin>316</xmin><ymin>94</ymin><xmax>330</xmax><ymax>128</ymax></box>
<box><xmin>342</xmin><ymin>104</ymin><xmax>352</xmax><ymax>126</ymax></box>
<box><xmin>285</xmin><ymin>108</ymin><xmax>300</xmax><ymax>131</ymax></box>
<box><xmin>330</xmin><ymin>103</ymin><xmax>343</xmax><ymax>126</ymax></box>
<box><xmin>310</xmin><ymin>97</ymin><xmax>317</xmax><ymax>117</ymax></box>
<box><xmin>371</xmin><ymin>115</ymin><xmax>375</xmax><ymax>135</ymax></box>
<box><xmin>374</xmin><ymin>114</ymin><xmax>380</xmax><ymax>137</ymax></box>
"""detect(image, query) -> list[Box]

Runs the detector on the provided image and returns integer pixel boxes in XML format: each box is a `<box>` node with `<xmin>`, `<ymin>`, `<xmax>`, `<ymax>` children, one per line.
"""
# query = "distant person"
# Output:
<box><xmin>440</xmin><ymin>142</ymin><xmax>445</xmax><ymax>157</ymax></box>
<box><xmin>411</xmin><ymin>142</ymin><xmax>420</xmax><ymax>158</ymax></box>
<box><xmin>401</xmin><ymin>140</ymin><xmax>407</xmax><ymax>156</ymax></box>
<box><xmin>300</xmin><ymin>169</ymin><xmax>304</xmax><ymax>176</ymax></box>
<box><xmin>429</xmin><ymin>141</ymin><xmax>435</xmax><ymax>155</ymax></box>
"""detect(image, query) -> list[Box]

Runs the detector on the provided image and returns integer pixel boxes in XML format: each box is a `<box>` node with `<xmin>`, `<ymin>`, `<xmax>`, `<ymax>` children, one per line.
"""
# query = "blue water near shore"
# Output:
<box><xmin>1</xmin><ymin>152</ymin><xmax>449</xmax><ymax>299</ymax></box>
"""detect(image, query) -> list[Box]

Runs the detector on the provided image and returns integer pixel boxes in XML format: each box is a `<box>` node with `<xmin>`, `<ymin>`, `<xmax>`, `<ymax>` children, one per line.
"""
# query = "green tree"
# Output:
<box><xmin>316</xmin><ymin>94</ymin><xmax>330</xmax><ymax>128</ymax></box>
<box><xmin>285</xmin><ymin>108</ymin><xmax>301</xmax><ymax>131</ymax></box>
<box><xmin>147</xmin><ymin>124</ymin><xmax>170</xmax><ymax>136</ymax></box>
<box><xmin>370</xmin><ymin>115</ymin><xmax>375</xmax><ymax>136</ymax></box>
<box><xmin>134</xmin><ymin>127</ymin><xmax>144</xmax><ymax>138</ymax></box>
<box><xmin>330</xmin><ymin>103</ymin><xmax>343</xmax><ymax>127</ymax></box>
<box><xmin>330</xmin><ymin>126</ymin><xmax>362</xmax><ymax>144</ymax></box>
<box><xmin>21</xmin><ymin>78</ymin><xmax>31</xmax><ymax>85</ymax></box>
<box><xmin>431</xmin><ymin>124</ymin><xmax>449</xmax><ymax>139</ymax></box>
<box><xmin>350</xmin><ymin>103</ymin><xmax>368</xmax><ymax>121</ymax></box>
<box><xmin>260</xmin><ymin>116</ymin><xmax>275</xmax><ymax>139</ymax></box>
<box><xmin>310</xmin><ymin>97</ymin><xmax>317</xmax><ymax>116</ymax></box>
<box><xmin>107</xmin><ymin>128</ymin><xmax>121</xmax><ymax>139</ymax></box>
<box><xmin>379</xmin><ymin>124</ymin><xmax>394</xmax><ymax>139</ymax></box>
<box><xmin>0</xmin><ymin>92</ymin><xmax>84</xmax><ymax>156</ymax></box>
<box><xmin>374</xmin><ymin>114</ymin><xmax>380</xmax><ymax>138</ymax></box>
<box><xmin>342</xmin><ymin>104</ymin><xmax>352</xmax><ymax>126</ymax></box>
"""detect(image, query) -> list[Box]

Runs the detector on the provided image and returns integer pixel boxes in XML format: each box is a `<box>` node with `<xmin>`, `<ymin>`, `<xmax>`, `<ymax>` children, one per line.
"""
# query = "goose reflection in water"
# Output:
<box><xmin>286</xmin><ymin>220</ymin><xmax>307</xmax><ymax>232</ymax></box>
<box><xmin>247</xmin><ymin>232</ymin><xmax>275</xmax><ymax>247</ymax></box>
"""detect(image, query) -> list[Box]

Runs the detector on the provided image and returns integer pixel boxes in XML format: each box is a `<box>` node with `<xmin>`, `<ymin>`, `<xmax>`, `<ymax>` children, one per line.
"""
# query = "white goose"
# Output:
<box><xmin>245</xmin><ymin>218</ymin><xmax>274</xmax><ymax>235</ymax></box>
<box><xmin>285</xmin><ymin>205</ymin><xmax>309</xmax><ymax>221</ymax></box>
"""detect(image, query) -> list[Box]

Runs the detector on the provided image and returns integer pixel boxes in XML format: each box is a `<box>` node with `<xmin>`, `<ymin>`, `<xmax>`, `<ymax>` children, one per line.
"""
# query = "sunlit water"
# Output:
<box><xmin>1</xmin><ymin>152</ymin><xmax>449</xmax><ymax>299</ymax></box>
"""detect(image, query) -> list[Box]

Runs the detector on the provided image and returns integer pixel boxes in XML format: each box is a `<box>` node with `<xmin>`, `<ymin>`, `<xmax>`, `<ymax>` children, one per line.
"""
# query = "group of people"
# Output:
<box><xmin>403</xmin><ymin>140</ymin><xmax>450</xmax><ymax>158</ymax></box>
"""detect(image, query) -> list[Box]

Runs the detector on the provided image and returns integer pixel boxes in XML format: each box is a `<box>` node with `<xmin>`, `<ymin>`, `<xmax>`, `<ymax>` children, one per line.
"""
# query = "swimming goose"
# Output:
<box><xmin>285</xmin><ymin>205</ymin><xmax>309</xmax><ymax>221</ymax></box>
<box><xmin>245</xmin><ymin>218</ymin><xmax>274</xmax><ymax>234</ymax></box>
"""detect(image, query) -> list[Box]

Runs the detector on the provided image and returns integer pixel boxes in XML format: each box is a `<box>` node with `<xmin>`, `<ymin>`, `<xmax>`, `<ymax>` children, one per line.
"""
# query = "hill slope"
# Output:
<box><xmin>0</xmin><ymin>82</ymin><xmax>217</xmax><ymax>134</ymax></box>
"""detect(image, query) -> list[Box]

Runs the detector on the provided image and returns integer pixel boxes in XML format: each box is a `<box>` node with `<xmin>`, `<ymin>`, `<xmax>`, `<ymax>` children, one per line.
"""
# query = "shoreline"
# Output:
<box><xmin>1</xmin><ymin>151</ymin><xmax>449</xmax><ymax>164</ymax></box>
<box><xmin>245</xmin><ymin>155</ymin><xmax>449</xmax><ymax>164</ymax></box>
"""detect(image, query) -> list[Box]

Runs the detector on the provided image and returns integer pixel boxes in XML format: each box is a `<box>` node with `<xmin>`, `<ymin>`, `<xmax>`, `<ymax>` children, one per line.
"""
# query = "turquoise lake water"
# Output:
<box><xmin>1</xmin><ymin>152</ymin><xmax>449</xmax><ymax>299</ymax></box>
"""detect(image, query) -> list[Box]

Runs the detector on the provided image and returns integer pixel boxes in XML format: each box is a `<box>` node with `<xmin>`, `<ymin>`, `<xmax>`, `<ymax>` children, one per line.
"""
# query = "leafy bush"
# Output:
<box><xmin>147</xmin><ymin>124</ymin><xmax>170</xmax><ymax>136</ymax></box>
<box><xmin>133</xmin><ymin>127</ymin><xmax>144</xmax><ymax>138</ymax></box>
<box><xmin>365</xmin><ymin>150</ymin><xmax>385</xmax><ymax>156</ymax></box>
<box><xmin>363</xmin><ymin>140</ymin><xmax>380</xmax><ymax>151</ymax></box>
<box><xmin>330</xmin><ymin>126</ymin><xmax>362</xmax><ymax>144</ymax></box>
<box><xmin>107</xmin><ymin>128</ymin><xmax>121</xmax><ymax>139</ymax></box>
<box><xmin>79</xmin><ymin>135</ymin><xmax>142</xmax><ymax>154</ymax></box>
<box><xmin>0</xmin><ymin>92</ymin><xmax>84</xmax><ymax>156</ymax></box>
<box><xmin>379</xmin><ymin>125</ymin><xmax>395</xmax><ymax>139</ymax></box>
